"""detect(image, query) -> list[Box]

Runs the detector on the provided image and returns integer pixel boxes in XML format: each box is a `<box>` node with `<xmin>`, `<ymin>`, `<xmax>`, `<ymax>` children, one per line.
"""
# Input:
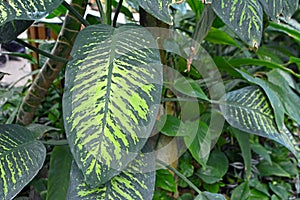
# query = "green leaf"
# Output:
<box><xmin>156</xmin><ymin>115</ymin><xmax>187</xmax><ymax>137</ymax></box>
<box><xmin>250</xmin><ymin>143</ymin><xmax>272</xmax><ymax>165</ymax></box>
<box><xmin>0</xmin><ymin>0</ymin><xmax>64</xmax><ymax>26</ymax></box>
<box><xmin>257</xmin><ymin>160</ymin><xmax>291</xmax><ymax>177</ymax></box>
<box><xmin>268</xmin><ymin>19</ymin><xmax>300</xmax><ymax>43</ymax></box>
<box><xmin>0</xmin><ymin>124</ymin><xmax>46</xmax><ymax>200</ymax></box>
<box><xmin>219</xmin><ymin>86</ymin><xmax>300</xmax><ymax>164</ymax></box>
<box><xmin>231</xmin><ymin>182</ymin><xmax>250</xmax><ymax>200</ymax></box>
<box><xmin>268</xmin><ymin>182</ymin><xmax>291</xmax><ymax>200</ymax></box>
<box><xmin>0</xmin><ymin>20</ymin><xmax>33</xmax><ymax>43</ymax></box>
<box><xmin>155</xmin><ymin>169</ymin><xmax>176</xmax><ymax>192</ymax></box>
<box><xmin>26</xmin><ymin>124</ymin><xmax>60</xmax><ymax>139</ymax></box>
<box><xmin>173</xmin><ymin>77</ymin><xmax>209</xmax><ymax>101</ymax></box>
<box><xmin>267</xmin><ymin>69</ymin><xmax>300</xmax><ymax>125</ymax></box>
<box><xmin>197</xmin><ymin>150</ymin><xmax>228</xmax><ymax>184</ymax></box>
<box><xmin>205</xmin><ymin>27</ymin><xmax>239</xmax><ymax>47</ymax></box>
<box><xmin>258</xmin><ymin>0</ymin><xmax>298</xmax><ymax>20</ymax></box>
<box><xmin>195</xmin><ymin>191</ymin><xmax>225</xmax><ymax>200</ymax></box>
<box><xmin>67</xmin><ymin>150</ymin><xmax>156</xmax><ymax>200</ymax></box>
<box><xmin>47</xmin><ymin>146</ymin><xmax>73</xmax><ymax>200</ymax></box>
<box><xmin>211</xmin><ymin>0</ymin><xmax>263</xmax><ymax>47</ymax></box>
<box><xmin>136</xmin><ymin>0</ymin><xmax>176</xmax><ymax>24</ymax></box>
<box><xmin>63</xmin><ymin>24</ymin><xmax>162</xmax><ymax>186</ymax></box>
<box><xmin>184</xmin><ymin>121</ymin><xmax>211</xmax><ymax>167</ymax></box>
<box><xmin>231</xmin><ymin>128</ymin><xmax>252</xmax><ymax>180</ymax></box>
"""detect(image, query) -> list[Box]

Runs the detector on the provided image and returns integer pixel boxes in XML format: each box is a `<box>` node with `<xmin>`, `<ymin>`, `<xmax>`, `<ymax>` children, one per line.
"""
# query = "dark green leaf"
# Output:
<box><xmin>197</xmin><ymin>150</ymin><xmax>228</xmax><ymax>184</ymax></box>
<box><xmin>257</xmin><ymin>160</ymin><xmax>291</xmax><ymax>177</ymax></box>
<box><xmin>268</xmin><ymin>20</ymin><xmax>300</xmax><ymax>43</ymax></box>
<box><xmin>156</xmin><ymin>115</ymin><xmax>187</xmax><ymax>137</ymax></box>
<box><xmin>47</xmin><ymin>146</ymin><xmax>73</xmax><ymax>200</ymax></box>
<box><xmin>259</xmin><ymin>0</ymin><xmax>298</xmax><ymax>20</ymax></box>
<box><xmin>67</xmin><ymin>150</ymin><xmax>156</xmax><ymax>200</ymax></box>
<box><xmin>112</xmin><ymin>0</ymin><xmax>134</xmax><ymax>19</ymax></box>
<box><xmin>0</xmin><ymin>124</ymin><xmax>46</xmax><ymax>200</ymax></box>
<box><xmin>174</xmin><ymin>77</ymin><xmax>209</xmax><ymax>101</ymax></box>
<box><xmin>205</xmin><ymin>27</ymin><xmax>239</xmax><ymax>47</ymax></box>
<box><xmin>0</xmin><ymin>0</ymin><xmax>64</xmax><ymax>26</ymax></box>
<box><xmin>211</xmin><ymin>0</ymin><xmax>263</xmax><ymax>47</ymax></box>
<box><xmin>231</xmin><ymin>181</ymin><xmax>250</xmax><ymax>200</ymax></box>
<box><xmin>0</xmin><ymin>20</ymin><xmax>33</xmax><ymax>43</ymax></box>
<box><xmin>156</xmin><ymin>169</ymin><xmax>176</xmax><ymax>192</ymax></box>
<box><xmin>231</xmin><ymin>128</ymin><xmax>252</xmax><ymax>179</ymax></box>
<box><xmin>135</xmin><ymin>0</ymin><xmax>176</xmax><ymax>24</ymax></box>
<box><xmin>63</xmin><ymin>24</ymin><xmax>162</xmax><ymax>186</ymax></box>
<box><xmin>268</xmin><ymin>182</ymin><xmax>291</xmax><ymax>200</ymax></box>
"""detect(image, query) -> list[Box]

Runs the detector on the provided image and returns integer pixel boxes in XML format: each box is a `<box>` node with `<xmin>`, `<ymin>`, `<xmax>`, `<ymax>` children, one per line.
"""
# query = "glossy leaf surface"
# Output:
<box><xmin>63</xmin><ymin>24</ymin><xmax>162</xmax><ymax>186</ymax></box>
<box><xmin>0</xmin><ymin>20</ymin><xmax>33</xmax><ymax>43</ymax></box>
<box><xmin>0</xmin><ymin>124</ymin><xmax>46</xmax><ymax>200</ymax></box>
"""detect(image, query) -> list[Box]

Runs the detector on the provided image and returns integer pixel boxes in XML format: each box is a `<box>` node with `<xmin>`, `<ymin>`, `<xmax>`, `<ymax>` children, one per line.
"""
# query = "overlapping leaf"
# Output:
<box><xmin>63</xmin><ymin>24</ymin><xmax>162</xmax><ymax>186</ymax></box>
<box><xmin>0</xmin><ymin>20</ymin><xmax>33</xmax><ymax>43</ymax></box>
<box><xmin>0</xmin><ymin>0</ymin><xmax>64</xmax><ymax>26</ymax></box>
<box><xmin>67</xmin><ymin>150</ymin><xmax>156</xmax><ymax>200</ymax></box>
<box><xmin>259</xmin><ymin>0</ymin><xmax>299</xmax><ymax>20</ymax></box>
<box><xmin>219</xmin><ymin>86</ymin><xmax>300</xmax><ymax>163</ymax></box>
<box><xmin>0</xmin><ymin>124</ymin><xmax>46</xmax><ymax>200</ymax></box>
<box><xmin>136</xmin><ymin>0</ymin><xmax>177</xmax><ymax>24</ymax></box>
<box><xmin>212</xmin><ymin>0</ymin><xmax>263</xmax><ymax>47</ymax></box>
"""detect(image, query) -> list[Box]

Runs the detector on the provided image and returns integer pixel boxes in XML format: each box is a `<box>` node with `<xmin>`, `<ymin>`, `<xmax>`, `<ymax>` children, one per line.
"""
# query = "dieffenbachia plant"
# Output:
<box><xmin>0</xmin><ymin>0</ymin><xmax>300</xmax><ymax>199</ymax></box>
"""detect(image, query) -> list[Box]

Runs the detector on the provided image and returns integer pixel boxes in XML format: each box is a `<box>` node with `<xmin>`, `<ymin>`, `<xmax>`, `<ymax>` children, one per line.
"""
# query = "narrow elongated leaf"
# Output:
<box><xmin>219</xmin><ymin>86</ymin><xmax>300</xmax><ymax>164</ymax></box>
<box><xmin>0</xmin><ymin>124</ymin><xmax>46</xmax><ymax>200</ymax></box>
<box><xmin>63</xmin><ymin>24</ymin><xmax>162</xmax><ymax>186</ymax></box>
<box><xmin>67</xmin><ymin>150</ymin><xmax>156</xmax><ymax>200</ymax></box>
<box><xmin>211</xmin><ymin>0</ymin><xmax>263</xmax><ymax>47</ymax></box>
<box><xmin>136</xmin><ymin>0</ymin><xmax>176</xmax><ymax>24</ymax></box>
<box><xmin>0</xmin><ymin>0</ymin><xmax>64</xmax><ymax>26</ymax></box>
<box><xmin>47</xmin><ymin>146</ymin><xmax>73</xmax><ymax>200</ymax></box>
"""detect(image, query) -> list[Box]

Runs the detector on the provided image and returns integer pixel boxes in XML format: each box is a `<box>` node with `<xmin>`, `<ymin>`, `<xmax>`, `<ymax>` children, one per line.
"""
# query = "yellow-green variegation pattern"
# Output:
<box><xmin>259</xmin><ymin>0</ymin><xmax>298</xmax><ymax>20</ymax></box>
<box><xmin>136</xmin><ymin>0</ymin><xmax>178</xmax><ymax>24</ymax></box>
<box><xmin>219</xmin><ymin>86</ymin><xmax>300</xmax><ymax>163</ymax></box>
<box><xmin>211</xmin><ymin>0</ymin><xmax>263</xmax><ymax>47</ymax></box>
<box><xmin>67</xmin><ymin>150</ymin><xmax>155</xmax><ymax>200</ymax></box>
<box><xmin>0</xmin><ymin>124</ymin><xmax>46</xmax><ymax>200</ymax></box>
<box><xmin>0</xmin><ymin>0</ymin><xmax>64</xmax><ymax>26</ymax></box>
<box><xmin>63</xmin><ymin>24</ymin><xmax>162</xmax><ymax>187</ymax></box>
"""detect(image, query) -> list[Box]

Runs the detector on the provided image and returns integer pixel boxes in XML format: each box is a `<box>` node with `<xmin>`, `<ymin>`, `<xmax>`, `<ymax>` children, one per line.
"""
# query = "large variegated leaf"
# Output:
<box><xmin>67</xmin><ymin>150</ymin><xmax>156</xmax><ymax>200</ymax></box>
<box><xmin>219</xmin><ymin>86</ymin><xmax>300</xmax><ymax>163</ymax></box>
<box><xmin>259</xmin><ymin>0</ymin><xmax>298</xmax><ymax>20</ymax></box>
<box><xmin>136</xmin><ymin>0</ymin><xmax>177</xmax><ymax>24</ymax></box>
<box><xmin>0</xmin><ymin>124</ymin><xmax>46</xmax><ymax>200</ymax></box>
<box><xmin>211</xmin><ymin>0</ymin><xmax>263</xmax><ymax>47</ymax></box>
<box><xmin>0</xmin><ymin>0</ymin><xmax>64</xmax><ymax>26</ymax></box>
<box><xmin>0</xmin><ymin>20</ymin><xmax>33</xmax><ymax>43</ymax></box>
<box><xmin>63</xmin><ymin>24</ymin><xmax>162</xmax><ymax>186</ymax></box>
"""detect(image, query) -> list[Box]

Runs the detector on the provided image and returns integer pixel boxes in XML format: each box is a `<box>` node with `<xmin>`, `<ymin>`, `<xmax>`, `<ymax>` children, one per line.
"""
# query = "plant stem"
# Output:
<box><xmin>62</xmin><ymin>1</ymin><xmax>90</xmax><ymax>27</ymax></box>
<box><xmin>15</xmin><ymin>38</ymin><xmax>68</xmax><ymax>63</ymax></box>
<box><xmin>156</xmin><ymin>159</ymin><xmax>202</xmax><ymax>195</ymax></box>
<box><xmin>112</xmin><ymin>0</ymin><xmax>123</xmax><ymax>27</ymax></box>
<box><xmin>96</xmin><ymin>0</ymin><xmax>105</xmax><ymax>23</ymax></box>
<box><xmin>105</xmin><ymin>0</ymin><xmax>112</xmax><ymax>25</ymax></box>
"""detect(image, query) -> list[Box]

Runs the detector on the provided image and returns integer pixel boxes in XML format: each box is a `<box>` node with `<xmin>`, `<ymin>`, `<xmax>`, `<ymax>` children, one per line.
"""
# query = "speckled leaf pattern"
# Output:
<box><xmin>0</xmin><ymin>0</ymin><xmax>64</xmax><ymax>26</ymax></box>
<box><xmin>0</xmin><ymin>124</ymin><xmax>46</xmax><ymax>200</ymax></box>
<box><xmin>67</xmin><ymin>150</ymin><xmax>156</xmax><ymax>200</ymax></box>
<box><xmin>136</xmin><ymin>0</ymin><xmax>177</xmax><ymax>24</ymax></box>
<box><xmin>211</xmin><ymin>0</ymin><xmax>263</xmax><ymax>47</ymax></box>
<box><xmin>63</xmin><ymin>24</ymin><xmax>162</xmax><ymax>187</ymax></box>
<box><xmin>219</xmin><ymin>86</ymin><xmax>300</xmax><ymax>163</ymax></box>
<box><xmin>259</xmin><ymin>0</ymin><xmax>298</xmax><ymax>20</ymax></box>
